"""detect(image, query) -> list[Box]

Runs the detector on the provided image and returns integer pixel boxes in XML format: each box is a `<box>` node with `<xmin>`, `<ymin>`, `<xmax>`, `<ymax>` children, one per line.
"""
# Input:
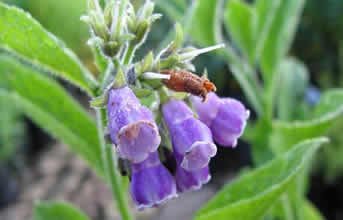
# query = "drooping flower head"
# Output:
<box><xmin>191</xmin><ymin>93</ymin><xmax>249</xmax><ymax>147</ymax></box>
<box><xmin>130</xmin><ymin>151</ymin><xmax>177</xmax><ymax>210</ymax></box>
<box><xmin>162</xmin><ymin>99</ymin><xmax>217</xmax><ymax>171</ymax></box>
<box><xmin>107</xmin><ymin>87</ymin><xmax>161</xmax><ymax>163</ymax></box>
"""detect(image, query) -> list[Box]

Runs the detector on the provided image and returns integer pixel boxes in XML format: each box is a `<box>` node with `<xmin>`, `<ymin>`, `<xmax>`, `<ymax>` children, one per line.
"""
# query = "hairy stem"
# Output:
<box><xmin>123</xmin><ymin>43</ymin><xmax>136</xmax><ymax>65</ymax></box>
<box><xmin>96</xmin><ymin>109</ymin><xmax>132</xmax><ymax>220</ymax></box>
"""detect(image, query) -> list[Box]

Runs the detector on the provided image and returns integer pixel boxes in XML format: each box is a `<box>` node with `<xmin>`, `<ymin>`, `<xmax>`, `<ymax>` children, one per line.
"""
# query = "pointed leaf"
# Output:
<box><xmin>225</xmin><ymin>0</ymin><xmax>256</xmax><ymax>63</ymax></box>
<box><xmin>303</xmin><ymin>200</ymin><xmax>325</xmax><ymax>220</ymax></box>
<box><xmin>254</xmin><ymin>0</ymin><xmax>282</xmax><ymax>62</ymax></box>
<box><xmin>0</xmin><ymin>3</ymin><xmax>97</xmax><ymax>95</ymax></box>
<box><xmin>195</xmin><ymin>138</ymin><xmax>328</xmax><ymax>220</ymax></box>
<box><xmin>0</xmin><ymin>56</ymin><xmax>104</xmax><ymax>176</ymax></box>
<box><xmin>155</xmin><ymin>0</ymin><xmax>185</xmax><ymax>21</ymax></box>
<box><xmin>260</xmin><ymin>0</ymin><xmax>306</xmax><ymax>79</ymax></box>
<box><xmin>271</xmin><ymin>89</ymin><xmax>343</xmax><ymax>154</ymax></box>
<box><xmin>34</xmin><ymin>201</ymin><xmax>89</xmax><ymax>220</ymax></box>
<box><xmin>187</xmin><ymin>0</ymin><xmax>222</xmax><ymax>46</ymax></box>
<box><xmin>277</xmin><ymin>57</ymin><xmax>309</xmax><ymax>120</ymax></box>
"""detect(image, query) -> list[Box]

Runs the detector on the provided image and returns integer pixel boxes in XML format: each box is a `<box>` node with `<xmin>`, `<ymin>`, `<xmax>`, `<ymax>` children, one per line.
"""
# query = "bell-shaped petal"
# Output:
<box><xmin>181</xmin><ymin>141</ymin><xmax>217</xmax><ymax>171</ymax></box>
<box><xmin>108</xmin><ymin>87</ymin><xmax>161</xmax><ymax>162</ymax></box>
<box><xmin>211</xmin><ymin>98</ymin><xmax>249</xmax><ymax>147</ymax></box>
<box><xmin>162</xmin><ymin>99</ymin><xmax>193</xmax><ymax>126</ymax></box>
<box><xmin>174</xmin><ymin>152</ymin><xmax>211</xmax><ymax>193</ymax></box>
<box><xmin>190</xmin><ymin>92</ymin><xmax>220</xmax><ymax>127</ymax></box>
<box><xmin>130</xmin><ymin>152</ymin><xmax>177</xmax><ymax>210</ymax></box>
<box><xmin>162</xmin><ymin>99</ymin><xmax>217</xmax><ymax>171</ymax></box>
<box><xmin>191</xmin><ymin>93</ymin><xmax>249</xmax><ymax>147</ymax></box>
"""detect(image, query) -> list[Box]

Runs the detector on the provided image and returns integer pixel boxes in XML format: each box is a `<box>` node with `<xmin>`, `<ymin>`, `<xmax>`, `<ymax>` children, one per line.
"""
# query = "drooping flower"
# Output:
<box><xmin>191</xmin><ymin>93</ymin><xmax>249</xmax><ymax>147</ymax></box>
<box><xmin>173</xmin><ymin>152</ymin><xmax>211</xmax><ymax>193</ymax></box>
<box><xmin>130</xmin><ymin>151</ymin><xmax>177</xmax><ymax>210</ymax></box>
<box><xmin>107</xmin><ymin>87</ymin><xmax>161</xmax><ymax>163</ymax></box>
<box><xmin>162</xmin><ymin>99</ymin><xmax>217</xmax><ymax>171</ymax></box>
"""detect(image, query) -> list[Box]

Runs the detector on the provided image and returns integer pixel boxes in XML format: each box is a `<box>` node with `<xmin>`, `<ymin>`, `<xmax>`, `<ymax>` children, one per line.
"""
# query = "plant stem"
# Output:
<box><xmin>96</xmin><ymin>109</ymin><xmax>132</xmax><ymax>220</ymax></box>
<box><xmin>123</xmin><ymin>43</ymin><xmax>136</xmax><ymax>65</ymax></box>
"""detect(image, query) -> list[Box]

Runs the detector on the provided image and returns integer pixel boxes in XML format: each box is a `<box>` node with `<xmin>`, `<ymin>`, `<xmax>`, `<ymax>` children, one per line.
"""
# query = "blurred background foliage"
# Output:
<box><xmin>0</xmin><ymin>0</ymin><xmax>343</xmax><ymax>218</ymax></box>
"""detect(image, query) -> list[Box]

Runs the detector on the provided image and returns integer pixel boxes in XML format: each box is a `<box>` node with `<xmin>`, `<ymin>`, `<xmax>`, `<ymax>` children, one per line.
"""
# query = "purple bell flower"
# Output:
<box><xmin>130</xmin><ymin>151</ymin><xmax>177</xmax><ymax>210</ymax></box>
<box><xmin>162</xmin><ymin>99</ymin><xmax>217</xmax><ymax>171</ymax></box>
<box><xmin>174</xmin><ymin>152</ymin><xmax>211</xmax><ymax>193</ymax></box>
<box><xmin>107</xmin><ymin>87</ymin><xmax>161</xmax><ymax>163</ymax></box>
<box><xmin>191</xmin><ymin>93</ymin><xmax>249</xmax><ymax>147</ymax></box>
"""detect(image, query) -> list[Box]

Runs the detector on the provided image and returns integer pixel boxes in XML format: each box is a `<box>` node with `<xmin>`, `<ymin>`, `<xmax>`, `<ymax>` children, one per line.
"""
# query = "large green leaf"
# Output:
<box><xmin>225</xmin><ymin>0</ymin><xmax>256</xmax><ymax>63</ymax></box>
<box><xmin>260</xmin><ymin>0</ymin><xmax>306</xmax><ymax>80</ymax></box>
<box><xmin>0</xmin><ymin>57</ymin><xmax>103</xmax><ymax>176</ymax></box>
<box><xmin>27</xmin><ymin>0</ymin><xmax>90</xmax><ymax>58</ymax></box>
<box><xmin>303</xmin><ymin>200</ymin><xmax>325</xmax><ymax>220</ymax></box>
<box><xmin>322</xmin><ymin>116</ymin><xmax>343</xmax><ymax>181</ymax></box>
<box><xmin>254</xmin><ymin>0</ymin><xmax>281</xmax><ymax>62</ymax></box>
<box><xmin>271</xmin><ymin>89</ymin><xmax>343</xmax><ymax>154</ymax></box>
<box><xmin>34</xmin><ymin>201</ymin><xmax>89</xmax><ymax>220</ymax></box>
<box><xmin>270</xmin><ymin>198</ymin><xmax>324</xmax><ymax>220</ymax></box>
<box><xmin>195</xmin><ymin>137</ymin><xmax>328</xmax><ymax>220</ymax></box>
<box><xmin>0</xmin><ymin>2</ymin><xmax>97</xmax><ymax>95</ymax></box>
<box><xmin>155</xmin><ymin>0</ymin><xmax>186</xmax><ymax>22</ymax></box>
<box><xmin>187</xmin><ymin>0</ymin><xmax>222</xmax><ymax>46</ymax></box>
<box><xmin>277</xmin><ymin>57</ymin><xmax>309</xmax><ymax>121</ymax></box>
<box><xmin>0</xmin><ymin>89</ymin><xmax>24</xmax><ymax>161</ymax></box>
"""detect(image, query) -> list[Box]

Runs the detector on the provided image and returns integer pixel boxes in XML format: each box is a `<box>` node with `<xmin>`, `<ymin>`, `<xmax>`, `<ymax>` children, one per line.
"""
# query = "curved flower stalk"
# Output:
<box><xmin>191</xmin><ymin>93</ymin><xmax>250</xmax><ymax>147</ymax></box>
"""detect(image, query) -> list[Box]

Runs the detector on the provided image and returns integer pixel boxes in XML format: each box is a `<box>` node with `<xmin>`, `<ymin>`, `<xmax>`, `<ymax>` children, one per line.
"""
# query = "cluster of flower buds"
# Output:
<box><xmin>82</xmin><ymin>0</ymin><xmax>160</xmax><ymax>58</ymax></box>
<box><xmin>84</xmin><ymin>0</ymin><xmax>249</xmax><ymax>211</ymax></box>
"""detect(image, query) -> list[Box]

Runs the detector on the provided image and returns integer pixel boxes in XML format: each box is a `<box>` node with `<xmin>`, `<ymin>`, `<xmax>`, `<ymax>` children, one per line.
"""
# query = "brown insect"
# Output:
<box><xmin>160</xmin><ymin>70</ymin><xmax>216</xmax><ymax>101</ymax></box>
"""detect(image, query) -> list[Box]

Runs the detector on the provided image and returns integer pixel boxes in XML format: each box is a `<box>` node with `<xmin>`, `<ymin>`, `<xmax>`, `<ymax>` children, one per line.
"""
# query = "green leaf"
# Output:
<box><xmin>303</xmin><ymin>200</ymin><xmax>325</xmax><ymax>220</ymax></box>
<box><xmin>271</xmin><ymin>89</ymin><xmax>343</xmax><ymax>154</ymax></box>
<box><xmin>34</xmin><ymin>201</ymin><xmax>89</xmax><ymax>220</ymax></box>
<box><xmin>0</xmin><ymin>89</ymin><xmax>24</xmax><ymax>161</ymax></box>
<box><xmin>254</xmin><ymin>0</ymin><xmax>281</xmax><ymax>62</ymax></box>
<box><xmin>269</xmin><ymin>198</ymin><xmax>324</xmax><ymax>220</ymax></box>
<box><xmin>260</xmin><ymin>0</ymin><xmax>306</xmax><ymax>79</ymax></box>
<box><xmin>277</xmin><ymin>57</ymin><xmax>309</xmax><ymax>120</ymax></box>
<box><xmin>155</xmin><ymin>0</ymin><xmax>185</xmax><ymax>22</ymax></box>
<box><xmin>322</xmin><ymin>117</ymin><xmax>343</xmax><ymax>181</ymax></box>
<box><xmin>195</xmin><ymin>137</ymin><xmax>328</xmax><ymax>220</ymax></box>
<box><xmin>0</xmin><ymin>56</ymin><xmax>104</xmax><ymax>176</ymax></box>
<box><xmin>225</xmin><ymin>0</ymin><xmax>256</xmax><ymax>63</ymax></box>
<box><xmin>0</xmin><ymin>2</ymin><xmax>97</xmax><ymax>96</ymax></box>
<box><xmin>27</xmin><ymin>0</ymin><xmax>90</xmax><ymax>57</ymax></box>
<box><xmin>249</xmin><ymin>118</ymin><xmax>274</xmax><ymax>166</ymax></box>
<box><xmin>187</xmin><ymin>0</ymin><xmax>222</xmax><ymax>46</ymax></box>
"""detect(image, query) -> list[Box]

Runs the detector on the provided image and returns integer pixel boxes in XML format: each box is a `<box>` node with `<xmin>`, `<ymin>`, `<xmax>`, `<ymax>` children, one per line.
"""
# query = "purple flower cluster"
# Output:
<box><xmin>107</xmin><ymin>87</ymin><xmax>249</xmax><ymax>210</ymax></box>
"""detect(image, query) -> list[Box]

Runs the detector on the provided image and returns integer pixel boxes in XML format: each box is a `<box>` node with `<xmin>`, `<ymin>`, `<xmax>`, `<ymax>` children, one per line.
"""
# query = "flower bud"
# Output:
<box><xmin>107</xmin><ymin>87</ymin><xmax>161</xmax><ymax>163</ymax></box>
<box><xmin>134</xmin><ymin>20</ymin><xmax>149</xmax><ymax>44</ymax></box>
<box><xmin>130</xmin><ymin>151</ymin><xmax>177</xmax><ymax>210</ymax></box>
<box><xmin>163</xmin><ymin>99</ymin><xmax>217</xmax><ymax>171</ymax></box>
<box><xmin>191</xmin><ymin>93</ymin><xmax>249</xmax><ymax>147</ymax></box>
<box><xmin>104</xmin><ymin>1</ymin><xmax>115</xmax><ymax>28</ymax></box>
<box><xmin>127</xmin><ymin>0</ymin><xmax>161</xmax><ymax>46</ymax></box>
